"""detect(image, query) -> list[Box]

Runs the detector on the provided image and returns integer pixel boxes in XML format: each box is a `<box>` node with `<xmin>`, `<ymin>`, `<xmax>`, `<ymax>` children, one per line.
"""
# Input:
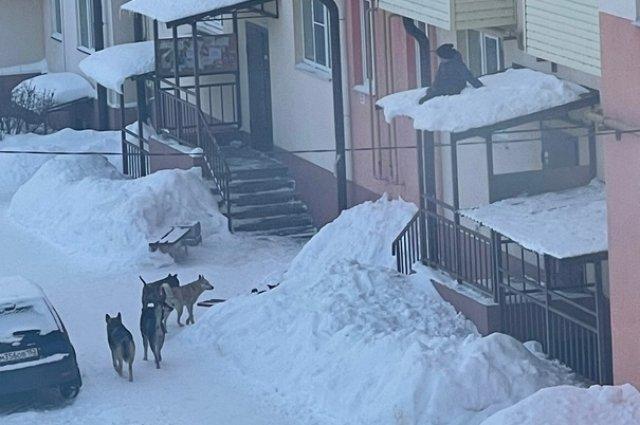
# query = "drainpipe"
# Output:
<box><xmin>92</xmin><ymin>0</ymin><xmax>108</xmax><ymax>130</ymax></box>
<box><xmin>318</xmin><ymin>0</ymin><xmax>348</xmax><ymax>213</ymax></box>
<box><xmin>402</xmin><ymin>18</ymin><xmax>436</xmax><ymax>262</ymax></box>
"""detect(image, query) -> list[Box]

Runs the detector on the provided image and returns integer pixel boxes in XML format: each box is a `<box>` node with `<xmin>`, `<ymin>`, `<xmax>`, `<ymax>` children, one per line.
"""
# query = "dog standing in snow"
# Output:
<box><xmin>140</xmin><ymin>273</ymin><xmax>180</xmax><ymax>332</ymax></box>
<box><xmin>106</xmin><ymin>313</ymin><xmax>136</xmax><ymax>382</ymax></box>
<box><xmin>140</xmin><ymin>303</ymin><xmax>166</xmax><ymax>369</ymax></box>
<box><xmin>161</xmin><ymin>275</ymin><xmax>213</xmax><ymax>326</ymax></box>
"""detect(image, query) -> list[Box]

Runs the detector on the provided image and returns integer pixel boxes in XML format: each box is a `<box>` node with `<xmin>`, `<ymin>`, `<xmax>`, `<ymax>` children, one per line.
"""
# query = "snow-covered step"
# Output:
<box><xmin>229</xmin><ymin>177</ymin><xmax>295</xmax><ymax>194</ymax></box>
<box><xmin>229</xmin><ymin>201</ymin><xmax>308</xmax><ymax>220</ymax></box>
<box><xmin>250</xmin><ymin>224</ymin><xmax>317</xmax><ymax>238</ymax></box>
<box><xmin>231</xmin><ymin>213</ymin><xmax>314</xmax><ymax>232</ymax></box>
<box><xmin>228</xmin><ymin>188</ymin><xmax>296</xmax><ymax>207</ymax></box>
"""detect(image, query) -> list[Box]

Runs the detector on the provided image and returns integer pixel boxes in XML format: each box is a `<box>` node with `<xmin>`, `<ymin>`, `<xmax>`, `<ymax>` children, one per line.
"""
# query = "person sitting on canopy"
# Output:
<box><xmin>419</xmin><ymin>43</ymin><xmax>484</xmax><ymax>105</ymax></box>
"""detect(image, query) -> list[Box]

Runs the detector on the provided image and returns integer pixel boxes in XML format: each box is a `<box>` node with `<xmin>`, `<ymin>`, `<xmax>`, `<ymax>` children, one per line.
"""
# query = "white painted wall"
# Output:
<box><xmin>0</xmin><ymin>0</ymin><xmax>45</xmax><ymax>69</ymax></box>
<box><xmin>234</xmin><ymin>0</ymin><xmax>342</xmax><ymax>173</ymax></box>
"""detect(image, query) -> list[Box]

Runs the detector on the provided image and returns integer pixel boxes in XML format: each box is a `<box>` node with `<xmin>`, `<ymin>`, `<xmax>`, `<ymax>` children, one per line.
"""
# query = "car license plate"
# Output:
<box><xmin>0</xmin><ymin>348</ymin><xmax>39</xmax><ymax>364</ymax></box>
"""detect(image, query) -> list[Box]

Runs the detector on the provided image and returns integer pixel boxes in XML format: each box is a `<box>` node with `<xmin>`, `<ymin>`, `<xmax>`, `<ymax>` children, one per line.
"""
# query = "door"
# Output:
<box><xmin>246</xmin><ymin>23</ymin><xmax>274</xmax><ymax>151</ymax></box>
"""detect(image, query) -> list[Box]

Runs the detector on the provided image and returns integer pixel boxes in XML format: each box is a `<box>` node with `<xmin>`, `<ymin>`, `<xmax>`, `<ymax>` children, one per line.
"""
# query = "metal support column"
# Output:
<box><xmin>192</xmin><ymin>22</ymin><xmax>202</xmax><ymax>148</ymax></box>
<box><xmin>92</xmin><ymin>0</ymin><xmax>108</xmax><ymax>130</ymax></box>
<box><xmin>172</xmin><ymin>26</ymin><xmax>182</xmax><ymax>141</ymax></box>
<box><xmin>120</xmin><ymin>93</ymin><xmax>128</xmax><ymax>175</ymax></box>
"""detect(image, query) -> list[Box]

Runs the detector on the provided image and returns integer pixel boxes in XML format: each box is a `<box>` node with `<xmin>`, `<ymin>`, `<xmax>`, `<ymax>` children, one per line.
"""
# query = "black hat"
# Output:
<box><xmin>436</xmin><ymin>43</ymin><xmax>457</xmax><ymax>59</ymax></box>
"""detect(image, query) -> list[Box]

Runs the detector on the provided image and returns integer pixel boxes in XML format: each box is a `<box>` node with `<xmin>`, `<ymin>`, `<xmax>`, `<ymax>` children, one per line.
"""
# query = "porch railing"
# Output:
<box><xmin>391</xmin><ymin>210</ymin><xmax>422</xmax><ymax>274</ymax></box>
<box><xmin>122</xmin><ymin>138</ymin><xmax>150</xmax><ymax>179</ymax></box>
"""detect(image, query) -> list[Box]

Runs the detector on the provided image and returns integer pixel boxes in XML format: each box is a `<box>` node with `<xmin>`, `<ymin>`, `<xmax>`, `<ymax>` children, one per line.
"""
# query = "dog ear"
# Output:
<box><xmin>105</xmin><ymin>314</ymin><xmax>110</xmax><ymax>323</ymax></box>
<box><xmin>117</xmin><ymin>312</ymin><xmax>122</xmax><ymax>320</ymax></box>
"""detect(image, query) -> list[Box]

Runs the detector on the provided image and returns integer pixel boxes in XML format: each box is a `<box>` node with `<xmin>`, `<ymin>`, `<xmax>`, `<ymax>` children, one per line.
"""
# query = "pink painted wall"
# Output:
<box><xmin>344</xmin><ymin>0</ymin><xmax>427</xmax><ymax>205</ymax></box>
<box><xmin>148</xmin><ymin>137</ymin><xmax>201</xmax><ymax>173</ymax></box>
<box><xmin>600</xmin><ymin>11</ymin><xmax>640</xmax><ymax>387</ymax></box>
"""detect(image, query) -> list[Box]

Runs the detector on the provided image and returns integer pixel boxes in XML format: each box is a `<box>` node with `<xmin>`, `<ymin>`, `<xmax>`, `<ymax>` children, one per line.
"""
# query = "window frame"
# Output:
<box><xmin>301</xmin><ymin>0</ymin><xmax>332</xmax><ymax>73</ymax></box>
<box><xmin>76</xmin><ymin>0</ymin><xmax>95</xmax><ymax>53</ymax></box>
<box><xmin>51</xmin><ymin>0</ymin><xmax>63</xmax><ymax>41</ymax></box>
<box><xmin>359</xmin><ymin>0</ymin><xmax>375</xmax><ymax>92</ymax></box>
<box><xmin>467</xmin><ymin>30</ymin><xmax>504</xmax><ymax>76</ymax></box>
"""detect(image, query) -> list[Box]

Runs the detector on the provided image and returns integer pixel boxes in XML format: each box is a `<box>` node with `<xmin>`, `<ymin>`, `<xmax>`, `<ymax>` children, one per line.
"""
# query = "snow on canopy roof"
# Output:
<box><xmin>461</xmin><ymin>180</ymin><xmax>606</xmax><ymax>259</ymax></box>
<box><xmin>79</xmin><ymin>41</ymin><xmax>155</xmax><ymax>93</ymax></box>
<box><xmin>121</xmin><ymin>0</ymin><xmax>250</xmax><ymax>23</ymax></box>
<box><xmin>376</xmin><ymin>68</ymin><xmax>590</xmax><ymax>134</ymax></box>
<box><xmin>12</xmin><ymin>72</ymin><xmax>95</xmax><ymax>107</ymax></box>
<box><xmin>0</xmin><ymin>276</ymin><xmax>46</xmax><ymax>304</ymax></box>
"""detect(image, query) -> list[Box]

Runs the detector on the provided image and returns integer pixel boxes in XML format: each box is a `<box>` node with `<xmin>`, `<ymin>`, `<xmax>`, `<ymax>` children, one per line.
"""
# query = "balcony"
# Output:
<box><xmin>378</xmin><ymin>0</ymin><xmax>516</xmax><ymax>31</ymax></box>
<box><xmin>524</xmin><ymin>0</ymin><xmax>601</xmax><ymax>76</ymax></box>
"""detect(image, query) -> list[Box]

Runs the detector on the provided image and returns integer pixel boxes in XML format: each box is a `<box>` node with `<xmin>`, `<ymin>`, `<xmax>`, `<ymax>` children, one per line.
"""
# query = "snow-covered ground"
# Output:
<box><xmin>1</xmin><ymin>130</ymin><xmax>638</xmax><ymax>424</ymax></box>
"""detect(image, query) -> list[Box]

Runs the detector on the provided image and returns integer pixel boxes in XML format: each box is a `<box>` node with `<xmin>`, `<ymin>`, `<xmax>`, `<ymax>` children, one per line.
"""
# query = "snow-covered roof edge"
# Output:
<box><xmin>79</xmin><ymin>41</ymin><xmax>155</xmax><ymax>94</ymax></box>
<box><xmin>121</xmin><ymin>0</ymin><xmax>256</xmax><ymax>24</ymax></box>
<box><xmin>376</xmin><ymin>68</ymin><xmax>595</xmax><ymax>135</ymax></box>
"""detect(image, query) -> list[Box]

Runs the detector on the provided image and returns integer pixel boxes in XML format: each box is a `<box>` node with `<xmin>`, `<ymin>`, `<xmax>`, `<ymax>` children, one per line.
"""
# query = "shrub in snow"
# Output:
<box><xmin>288</xmin><ymin>195</ymin><xmax>417</xmax><ymax>274</ymax></box>
<box><xmin>8</xmin><ymin>155</ymin><xmax>227</xmax><ymax>267</ymax></box>
<box><xmin>1</xmin><ymin>84</ymin><xmax>55</xmax><ymax>137</ymax></box>
<box><xmin>480</xmin><ymin>384</ymin><xmax>640</xmax><ymax>424</ymax></box>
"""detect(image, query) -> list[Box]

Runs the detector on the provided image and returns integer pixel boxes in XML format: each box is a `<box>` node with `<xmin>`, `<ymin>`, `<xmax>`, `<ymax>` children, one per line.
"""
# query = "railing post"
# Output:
<box><xmin>172</xmin><ymin>25</ymin><xmax>183</xmax><ymax>141</ymax></box>
<box><xmin>153</xmin><ymin>20</ymin><xmax>162</xmax><ymax>130</ymax></box>
<box><xmin>192</xmin><ymin>22</ymin><xmax>202</xmax><ymax>148</ymax></box>
<box><xmin>119</xmin><ymin>92</ymin><xmax>129</xmax><ymax>176</ymax></box>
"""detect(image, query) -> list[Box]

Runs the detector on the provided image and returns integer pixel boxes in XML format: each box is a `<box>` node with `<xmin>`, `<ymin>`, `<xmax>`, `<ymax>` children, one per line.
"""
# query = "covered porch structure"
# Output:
<box><xmin>381</xmin><ymin>68</ymin><xmax>611</xmax><ymax>383</ymax></box>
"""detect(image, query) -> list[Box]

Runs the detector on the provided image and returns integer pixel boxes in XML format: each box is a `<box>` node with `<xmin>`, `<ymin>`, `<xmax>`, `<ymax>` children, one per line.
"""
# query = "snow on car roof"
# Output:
<box><xmin>376</xmin><ymin>68</ymin><xmax>590</xmax><ymax>134</ymax></box>
<box><xmin>79</xmin><ymin>41</ymin><xmax>155</xmax><ymax>94</ymax></box>
<box><xmin>121</xmin><ymin>0</ymin><xmax>253</xmax><ymax>23</ymax></box>
<box><xmin>461</xmin><ymin>180</ymin><xmax>606</xmax><ymax>259</ymax></box>
<box><xmin>0</xmin><ymin>276</ymin><xmax>46</xmax><ymax>304</ymax></box>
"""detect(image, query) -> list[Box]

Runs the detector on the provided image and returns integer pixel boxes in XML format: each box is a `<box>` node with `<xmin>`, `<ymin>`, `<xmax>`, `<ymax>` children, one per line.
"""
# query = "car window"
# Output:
<box><xmin>0</xmin><ymin>298</ymin><xmax>59</xmax><ymax>344</ymax></box>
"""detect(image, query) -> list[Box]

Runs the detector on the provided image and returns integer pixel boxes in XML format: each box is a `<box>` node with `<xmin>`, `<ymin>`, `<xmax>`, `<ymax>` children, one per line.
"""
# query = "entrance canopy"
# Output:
<box><xmin>376</xmin><ymin>68</ymin><xmax>597</xmax><ymax>138</ymax></box>
<box><xmin>121</xmin><ymin>0</ymin><xmax>277</xmax><ymax>26</ymax></box>
<box><xmin>461</xmin><ymin>180</ymin><xmax>606</xmax><ymax>259</ymax></box>
<box><xmin>79</xmin><ymin>41</ymin><xmax>154</xmax><ymax>93</ymax></box>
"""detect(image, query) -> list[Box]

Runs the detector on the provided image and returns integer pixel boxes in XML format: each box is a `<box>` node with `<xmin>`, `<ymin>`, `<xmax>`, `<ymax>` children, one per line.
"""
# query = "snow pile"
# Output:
<box><xmin>481</xmin><ymin>384</ymin><xmax>640</xmax><ymax>425</ymax></box>
<box><xmin>182</xmin><ymin>200</ymin><xmax>576</xmax><ymax>425</ymax></box>
<box><xmin>8</xmin><ymin>155</ymin><xmax>227</xmax><ymax>267</ymax></box>
<box><xmin>462</xmin><ymin>180</ymin><xmax>606</xmax><ymax>258</ymax></box>
<box><xmin>0</xmin><ymin>129</ymin><xmax>121</xmax><ymax>199</ymax></box>
<box><xmin>79</xmin><ymin>42</ymin><xmax>155</xmax><ymax>93</ymax></box>
<box><xmin>12</xmin><ymin>72</ymin><xmax>95</xmax><ymax>107</ymax></box>
<box><xmin>122</xmin><ymin>0</ymin><xmax>247</xmax><ymax>22</ymax></box>
<box><xmin>288</xmin><ymin>195</ymin><xmax>417</xmax><ymax>274</ymax></box>
<box><xmin>377</xmin><ymin>68</ymin><xmax>589</xmax><ymax>133</ymax></box>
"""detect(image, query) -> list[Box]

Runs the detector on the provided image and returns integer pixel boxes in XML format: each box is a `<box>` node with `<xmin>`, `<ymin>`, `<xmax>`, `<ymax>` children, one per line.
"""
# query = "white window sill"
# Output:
<box><xmin>77</xmin><ymin>46</ymin><xmax>95</xmax><ymax>55</ymax></box>
<box><xmin>295</xmin><ymin>62</ymin><xmax>332</xmax><ymax>82</ymax></box>
<box><xmin>51</xmin><ymin>33</ymin><xmax>63</xmax><ymax>42</ymax></box>
<box><xmin>353</xmin><ymin>84</ymin><xmax>375</xmax><ymax>96</ymax></box>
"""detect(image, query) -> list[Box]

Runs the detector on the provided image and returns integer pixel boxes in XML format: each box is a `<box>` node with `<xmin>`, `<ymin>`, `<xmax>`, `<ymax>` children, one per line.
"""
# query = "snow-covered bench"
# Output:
<box><xmin>148</xmin><ymin>221</ymin><xmax>202</xmax><ymax>260</ymax></box>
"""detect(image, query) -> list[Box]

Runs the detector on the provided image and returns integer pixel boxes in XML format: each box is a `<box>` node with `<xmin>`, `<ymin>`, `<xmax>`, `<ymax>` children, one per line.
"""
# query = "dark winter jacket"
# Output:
<box><xmin>419</xmin><ymin>52</ymin><xmax>483</xmax><ymax>104</ymax></box>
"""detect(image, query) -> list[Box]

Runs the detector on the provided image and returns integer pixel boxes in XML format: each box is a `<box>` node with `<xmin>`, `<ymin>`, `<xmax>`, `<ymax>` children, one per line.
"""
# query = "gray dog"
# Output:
<box><xmin>140</xmin><ymin>304</ymin><xmax>166</xmax><ymax>369</ymax></box>
<box><xmin>106</xmin><ymin>313</ymin><xmax>135</xmax><ymax>382</ymax></box>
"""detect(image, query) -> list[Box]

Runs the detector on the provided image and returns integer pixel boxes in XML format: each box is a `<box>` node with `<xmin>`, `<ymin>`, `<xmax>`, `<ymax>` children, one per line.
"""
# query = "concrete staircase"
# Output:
<box><xmin>214</xmin><ymin>146</ymin><xmax>316</xmax><ymax>238</ymax></box>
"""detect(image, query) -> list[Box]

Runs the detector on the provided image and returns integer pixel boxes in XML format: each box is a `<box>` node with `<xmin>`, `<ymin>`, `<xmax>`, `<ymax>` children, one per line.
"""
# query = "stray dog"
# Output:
<box><xmin>140</xmin><ymin>274</ymin><xmax>179</xmax><ymax>307</ymax></box>
<box><xmin>140</xmin><ymin>303</ymin><xmax>166</xmax><ymax>369</ymax></box>
<box><xmin>161</xmin><ymin>275</ymin><xmax>213</xmax><ymax>326</ymax></box>
<box><xmin>140</xmin><ymin>274</ymin><xmax>180</xmax><ymax>332</ymax></box>
<box><xmin>106</xmin><ymin>313</ymin><xmax>135</xmax><ymax>382</ymax></box>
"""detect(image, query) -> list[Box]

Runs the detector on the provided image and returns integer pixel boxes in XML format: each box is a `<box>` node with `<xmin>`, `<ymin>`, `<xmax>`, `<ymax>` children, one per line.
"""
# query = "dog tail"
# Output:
<box><xmin>139</xmin><ymin>276</ymin><xmax>147</xmax><ymax>286</ymax></box>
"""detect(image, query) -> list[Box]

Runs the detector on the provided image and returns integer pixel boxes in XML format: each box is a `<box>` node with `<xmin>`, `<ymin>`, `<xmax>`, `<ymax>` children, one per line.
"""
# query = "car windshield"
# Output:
<box><xmin>0</xmin><ymin>298</ymin><xmax>59</xmax><ymax>344</ymax></box>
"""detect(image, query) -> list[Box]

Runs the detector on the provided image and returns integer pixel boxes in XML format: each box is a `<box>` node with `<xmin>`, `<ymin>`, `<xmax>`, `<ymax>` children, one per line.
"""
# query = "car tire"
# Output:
<box><xmin>60</xmin><ymin>384</ymin><xmax>80</xmax><ymax>399</ymax></box>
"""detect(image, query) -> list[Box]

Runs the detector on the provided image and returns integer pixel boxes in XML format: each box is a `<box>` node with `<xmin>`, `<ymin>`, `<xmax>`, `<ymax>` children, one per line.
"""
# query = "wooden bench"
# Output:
<box><xmin>148</xmin><ymin>221</ymin><xmax>202</xmax><ymax>260</ymax></box>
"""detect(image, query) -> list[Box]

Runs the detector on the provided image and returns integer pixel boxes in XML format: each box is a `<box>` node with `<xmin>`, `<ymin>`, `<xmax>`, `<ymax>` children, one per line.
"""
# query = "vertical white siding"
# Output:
<box><xmin>525</xmin><ymin>0</ymin><xmax>601</xmax><ymax>76</ymax></box>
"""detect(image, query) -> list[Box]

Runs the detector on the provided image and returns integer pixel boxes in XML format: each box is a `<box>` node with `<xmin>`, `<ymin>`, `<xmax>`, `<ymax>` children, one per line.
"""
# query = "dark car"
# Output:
<box><xmin>0</xmin><ymin>276</ymin><xmax>82</xmax><ymax>399</ymax></box>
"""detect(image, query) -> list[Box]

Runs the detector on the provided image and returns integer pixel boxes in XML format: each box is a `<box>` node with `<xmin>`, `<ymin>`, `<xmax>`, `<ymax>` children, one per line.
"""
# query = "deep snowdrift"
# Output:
<box><xmin>481</xmin><ymin>384</ymin><xmax>640</xmax><ymax>424</ymax></box>
<box><xmin>288</xmin><ymin>195</ymin><xmax>417</xmax><ymax>274</ymax></box>
<box><xmin>182</xmin><ymin>198</ymin><xmax>576</xmax><ymax>425</ymax></box>
<box><xmin>0</xmin><ymin>129</ymin><xmax>121</xmax><ymax>199</ymax></box>
<box><xmin>8</xmin><ymin>155</ymin><xmax>227</xmax><ymax>267</ymax></box>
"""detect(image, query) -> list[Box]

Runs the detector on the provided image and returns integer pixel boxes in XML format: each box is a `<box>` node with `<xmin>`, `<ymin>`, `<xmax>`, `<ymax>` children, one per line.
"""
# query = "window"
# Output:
<box><xmin>359</xmin><ymin>0</ymin><xmax>374</xmax><ymax>88</ymax></box>
<box><xmin>52</xmin><ymin>0</ymin><xmax>63</xmax><ymax>40</ymax></box>
<box><xmin>467</xmin><ymin>30</ymin><xmax>503</xmax><ymax>76</ymax></box>
<box><xmin>301</xmin><ymin>0</ymin><xmax>331</xmax><ymax>70</ymax></box>
<box><xmin>76</xmin><ymin>0</ymin><xmax>94</xmax><ymax>51</ymax></box>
